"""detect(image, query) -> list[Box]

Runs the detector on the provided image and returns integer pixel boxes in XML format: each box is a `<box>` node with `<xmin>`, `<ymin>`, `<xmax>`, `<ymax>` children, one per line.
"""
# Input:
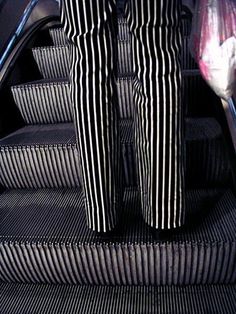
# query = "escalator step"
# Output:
<box><xmin>11</xmin><ymin>79</ymin><xmax>72</xmax><ymax>124</ymax></box>
<box><xmin>117</xmin><ymin>38</ymin><xmax>132</xmax><ymax>75</ymax></box>
<box><xmin>1</xmin><ymin>283</ymin><xmax>235</xmax><ymax>314</ymax></box>
<box><xmin>49</xmin><ymin>27</ymin><xmax>68</xmax><ymax>46</ymax></box>
<box><xmin>11</xmin><ymin>73</ymin><xmax>216</xmax><ymax>124</ymax></box>
<box><xmin>32</xmin><ymin>46</ymin><xmax>69</xmax><ymax>79</ymax></box>
<box><xmin>46</xmin><ymin>19</ymin><xmax>215</xmax><ymax>117</ymax></box>
<box><xmin>32</xmin><ymin>43</ymin><xmax>133</xmax><ymax>79</ymax></box>
<box><xmin>31</xmin><ymin>42</ymin><xmax>211</xmax><ymax>118</ymax></box>
<box><xmin>120</xmin><ymin>118</ymin><xmax>231</xmax><ymax>187</ymax></box>
<box><xmin>0</xmin><ymin>124</ymin><xmax>80</xmax><ymax>189</ymax></box>
<box><xmin>48</xmin><ymin>17</ymin><xmax>196</xmax><ymax>74</ymax></box>
<box><xmin>0</xmin><ymin>119</ymin><xmax>230</xmax><ymax>189</ymax></box>
<box><xmin>11</xmin><ymin>77</ymin><xmax>134</xmax><ymax>124</ymax></box>
<box><xmin>49</xmin><ymin>17</ymin><xmax>131</xmax><ymax>46</ymax></box>
<box><xmin>0</xmin><ymin>119</ymin><xmax>231</xmax><ymax>189</ymax></box>
<box><xmin>0</xmin><ymin>188</ymin><xmax>235</xmax><ymax>285</ymax></box>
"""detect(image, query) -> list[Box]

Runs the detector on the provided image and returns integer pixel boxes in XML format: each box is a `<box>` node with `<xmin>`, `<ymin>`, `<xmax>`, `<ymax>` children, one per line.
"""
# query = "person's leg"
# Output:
<box><xmin>125</xmin><ymin>0</ymin><xmax>185</xmax><ymax>229</ymax></box>
<box><xmin>61</xmin><ymin>0</ymin><xmax>121</xmax><ymax>232</ymax></box>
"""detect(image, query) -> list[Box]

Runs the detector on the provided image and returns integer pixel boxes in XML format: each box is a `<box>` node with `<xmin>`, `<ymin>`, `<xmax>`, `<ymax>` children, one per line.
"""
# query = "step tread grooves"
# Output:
<box><xmin>0</xmin><ymin>188</ymin><xmax>235</xmax><ymax>243</ymax></box>
<box><xmin>0</xmin><ymin>124</ymin><xmax>76</xmax><ymax>147</ymax></box>
<box><xmin>1</xmin><ymin>283</ymin><xmax>236</xmax><ymax>314</ymax></box>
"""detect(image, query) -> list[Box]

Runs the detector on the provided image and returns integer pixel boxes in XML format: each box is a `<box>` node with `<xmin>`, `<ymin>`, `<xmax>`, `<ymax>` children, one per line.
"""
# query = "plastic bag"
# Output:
<box><xmin>190</xmin><ymin>0</ymin><xmax>236</xmax><ymax>100</ymax></box>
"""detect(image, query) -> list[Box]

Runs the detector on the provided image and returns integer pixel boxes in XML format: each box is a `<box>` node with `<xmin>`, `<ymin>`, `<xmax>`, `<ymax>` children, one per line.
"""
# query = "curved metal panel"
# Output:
<box><xmin>0</xmin><ymin>0</ymin><xmax>60</xmax><ymax>84</ymax></box>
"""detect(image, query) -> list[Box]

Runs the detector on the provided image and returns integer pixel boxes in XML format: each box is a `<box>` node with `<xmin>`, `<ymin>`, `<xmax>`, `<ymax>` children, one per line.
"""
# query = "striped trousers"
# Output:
<box><xmin>61</xmin><ymin>0</ymin><xmax>185</xmax><ymax>232</ymax></box>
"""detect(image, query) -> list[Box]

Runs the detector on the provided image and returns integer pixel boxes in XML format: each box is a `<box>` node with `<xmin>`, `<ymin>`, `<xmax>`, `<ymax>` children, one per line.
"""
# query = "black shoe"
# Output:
<box><xmin>94</xmin><ymin>229</ymin><xmax>116</xmax><ymax>243</ymax></box>
<box><xmin>150</xmin><ymin>228</ymin><xmax>174</xmax><ymax>241</ymax></box>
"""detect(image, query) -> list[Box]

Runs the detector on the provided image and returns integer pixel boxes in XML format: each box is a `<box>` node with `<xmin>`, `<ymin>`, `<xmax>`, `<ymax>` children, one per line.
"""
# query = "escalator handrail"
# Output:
<box><xmin>0</xmin><ymin>0</ymin><xmax>40</xmax><ymax>69</ymax></box>
<box><xmin>0</xmin><ymin>0</ymin><xmax>60</xmax><ymax>85</ymax></box>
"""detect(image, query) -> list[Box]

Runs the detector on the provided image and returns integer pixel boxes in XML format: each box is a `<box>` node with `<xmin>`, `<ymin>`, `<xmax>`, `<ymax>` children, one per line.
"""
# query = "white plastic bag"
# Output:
<box><xmin>190</xmin><ymin>0</ymin><xmax>236</xmax><ymax>100</ymax></box>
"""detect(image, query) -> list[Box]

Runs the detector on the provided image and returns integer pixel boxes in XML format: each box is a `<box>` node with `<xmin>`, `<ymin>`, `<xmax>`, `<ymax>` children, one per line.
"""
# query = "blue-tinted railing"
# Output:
<box><xmin>228</xmin><ymin>97</ymin><xmax>236</xmax><ymax>125</ymax></box>
<box><xmin>0</xmin><ymin>0</ymin><xmax>39</xmax><ymax>70</ymax></box>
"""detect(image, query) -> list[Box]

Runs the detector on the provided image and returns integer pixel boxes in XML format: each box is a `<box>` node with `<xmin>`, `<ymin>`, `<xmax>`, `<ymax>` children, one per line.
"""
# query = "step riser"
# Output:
<box><xmin>49</xmin><ymin>27</ymin><xmax>68</xmax><ymax>46</ymax></box>
<box><xmin>0</xmin><ymin>120</ymin><xmax>230</xmax><ymax>189</ymax></box>
<box><xmin>117</xmin><ymin>40</ymin><xmax>132</xmax><ymax>75</ymax></box>
<box><xmin>32</xmin><ymin>44</ymin><xmax>133</xmax><ymax>79</ymax></box>
<box><xmin>1</xmin><ymin>241</ymin><xmax>235</xmax><ymax>285</ymax></box>
<box><xmin>50</xmin><ymin>18</ymin><xmax>192</xmax><ymax>45</ymax></box>
<box><xmin>1</xmin><ymin>187</ymin><xmax>235</xmax><ymax>286</ymax></box>
<box><xmin>32</xmin><ymin>46</ymin><xmax>70</xmax><ymax>79</ymax></box>
<box><xmin>0</xmin><ymin>146</ymin><xmax>81</xmax><ymax>189</ymax></box>
<box><xmin>122</xmin><ymin>139</ymin><xmax>230</xmax><ymax>188</ymax></box>
<box><xmin>32</xmin><ymin>42</ymin><xmax>196</xmax><ymax>80</ymax></box>
<box><xmin>13</xmin><ymin>76</ymin><xmax>203</xmax><ymax>124</ymax></box>
<box><xmin>11</xmin><ymin>82</ymin><xmax>72</xmax><ymax>124</ymax></box>
<box><xmin>12</xmin><ymin>78</ymin><xmax>134</xmax><ymax>124</ymax></box>
<box><xmin>2</xmin><ymin>283</ymin><xmax>236</xmax><ymax>314</ymax></box>
<box><xmin>49</xmin><ymin>19</ymin><xmax>196</xmax><ymax>72</ymax></box>
<box><xmin>49</xmin><ymin>19</ymin><xmax>132</xmax><ymax>46</ymax></box>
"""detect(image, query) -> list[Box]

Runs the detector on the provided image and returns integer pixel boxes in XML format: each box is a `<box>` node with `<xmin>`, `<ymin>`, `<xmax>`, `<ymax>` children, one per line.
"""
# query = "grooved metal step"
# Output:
<box><xmin>0</xmin><ymin>119</ymin><xmax>230</xmax><ymax>189</ymax></box>
<box><xmin>0</xmin><ymin>188</ymin><xmax>235</xmax><ymax>285</ymax></box>
<box><xmin>0</xmin><ymin>123</ymin><xmax>80</xmax><ymax>189</ymax></box>
<box><xmin>49</xmin><ymin>17</ymin><xmax>131</xmax><ymax>46</ymax></box>
<box><xmin>32</xmin><ymin>43</ymin><xmax>133</xmax><ymax>79</ymax></box>
<box><xmin>49</xmin><ymin>27</ymin><xmax>68</xmax><ymax>46</ymax></box>
<box><xmin>11</xmin><ymin>77</ymin><xmax>134</xmax><ymax>124</ymax></box>
<box><xmin>46</xmin><ymin>17</ymin><xmax>211</xmax><ymax>117</ymax></box>
<box><xmin>12</xmin><ymin>73</ymin><xmax>214</xmax><ymax>123</ymax></box>
<box><xmin>1</xmin><ymin>283</ymin><xmax>236</xmax><ymax>314</ymax></box>
<box><xmin>120</xmin><ymin>118</ymin><xmax>230</xmax><ymax>188</ymax></box>
<box><xmin>11</xmin><ymin>79</ymin><xmax>72</xmax><ymax>124</ymax></box>
<box><xmin>32</xmin><ymin>46</ymin><xmax>69</xmax><ymax>79</ymax></box>
<box><xmin>33</xmin><ymin>41</ymin><xmax>196</xmax><ymax>80</ymax></box>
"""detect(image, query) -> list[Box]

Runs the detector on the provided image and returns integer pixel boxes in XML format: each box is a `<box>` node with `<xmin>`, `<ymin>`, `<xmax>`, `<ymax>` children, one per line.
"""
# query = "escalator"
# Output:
<box><xmin>0</xmin><ymin>1</ymin><xmax>235</xmax><ymax>313</ymax></box>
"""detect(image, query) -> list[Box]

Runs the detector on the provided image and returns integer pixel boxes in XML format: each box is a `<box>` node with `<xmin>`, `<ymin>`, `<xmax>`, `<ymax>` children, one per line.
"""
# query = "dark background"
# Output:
<box><xmin>0</xmin><ymin>0</ymin><xmax>30</xmax><ymax>55</ymax></box>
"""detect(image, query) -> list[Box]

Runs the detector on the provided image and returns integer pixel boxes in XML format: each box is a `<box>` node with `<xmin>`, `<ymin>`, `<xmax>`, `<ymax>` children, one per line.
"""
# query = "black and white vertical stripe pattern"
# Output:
<box><xmin>61</xmin><ymin>0</ymin><xmax>122</xmax><ymax>232</ymax></box>
<box><xmin>125</xmin><ymin>0</ymin><xmax>185</xmax><ymax>229</ymax></box>
<box><xmin>61</xmin><ymin>0</ymin><xmax>185</xmax><ymax>231</ymax></box>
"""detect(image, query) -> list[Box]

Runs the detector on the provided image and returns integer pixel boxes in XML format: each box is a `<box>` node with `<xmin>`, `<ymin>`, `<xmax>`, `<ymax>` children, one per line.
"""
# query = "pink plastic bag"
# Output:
<box><xmin>190</xmin><ymin>0</ymin><xmax>236</xmax><ymax>100</ymax></box>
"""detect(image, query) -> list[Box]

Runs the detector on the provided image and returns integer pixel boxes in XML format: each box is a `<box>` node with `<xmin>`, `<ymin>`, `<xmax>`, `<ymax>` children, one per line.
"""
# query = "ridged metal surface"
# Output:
<box><xmin>185</xmin><ymin>118</ymin><xmax>231</xmax><ymax>187</ymax></box>
<box><xmin>120</xmin><ymin>119</ymin><xmax>230</xmax><ymax>187</ymax></box>
<box><xmin>10</xmin><ymin>74</ymin><xmax>221</xmax><ymax>125</ymax></box>
<box><xmin>117</xmin><ymin>39</ymin><xmax>133</xmax><ymax>75</ymax></box>
<box><xmin>48</xmin><ymin>17</ymin><xmax>195</xmax><ymax>75</ymax></box>
<box><xmin>40</xmin><ymin>23</ymin><xmax>216</xmax><ymax>121</ymax></box>
<box><xmin>0</xmin><ymin>124</ymin><xmax>81</xmax><ymax>189</ymax></box>
<box><xmin>49</xmin><ymin>17</ymin><xmax>130</xmax><ymax>45</ymax></box>
<box><xmin>11</xmin><ymin>79</ymin><xmax>73</xmax><ymax>124</ymax></box>
<box><xmin>0</xmin><ymin>188</ymin><xmax>235</xmax><ymax>285</ymax></box>
<box><xmin>11</xmin><ymin>77</ymin><xmax>134</xmax><ymax>125</ymax></box>
<box><xmin>116</xmin><ymin>76</ymin><xmax>134</xmax><ymax>118</ymax></box>
<box><xmin>32</xmin><ymin>43</ymin><xmax>133</xmax><ymax>79</ymax></box>
<box><xmin>49</xmin><ymin>27</ymin><xmax>68</xmax><ymax>46</ymax></box>
<box><xmin>0</xmin><ymin>119</ymin><xmax>230</xmax><ymax>189</ymax></box>
<box><xmin>117</xmin><ymin>17</ymin><xmax>131</xmax><ymax>41</ymax></box>
<box><xmin>32</xmin><ymin>46</ymin><xmax>70</xmax><ymax>79</ymax></box>
<box><xmin>1</xmin><ymin>283</ymin><xmax>236</xmax><ymax>314</ymax></box>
